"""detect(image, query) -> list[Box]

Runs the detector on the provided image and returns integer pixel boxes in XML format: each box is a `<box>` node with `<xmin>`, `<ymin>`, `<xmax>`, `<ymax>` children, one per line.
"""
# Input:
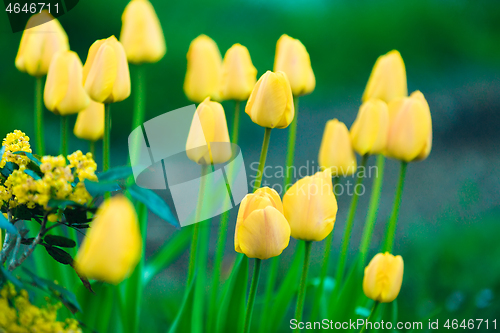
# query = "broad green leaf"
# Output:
<box><xmin>143</xmin><ymin>228</ymin><xmax>191</xmax><ymax>285</ymax></box>
<box><xmin>0</xmin><ymin>210</ymin><xmax>18</xmax><ymax>234</ymax></box>
<box><xmin>83</xmin><ymin>179</ymin><xmax>121</xmax><ymax>197</ymax></box>
<box><xmin>97</xmin><ymin>166</ymin><xmax>133</xmax><ymax>181</ymax></box>
<box><xmin>24</xmin><ymin>169</ymin><xmax>41</xmax><ymax>180</ymax></box>
<box><xmin>44</xmin><ymin>235</ymin><xmax>76</xmax><ymax>248</ymax></box>
<box><xmin>47</xmin><ymin>199</ymin><xmax>80</xmax><ymax>209</ymax></box>
<box><xmin>44</xmin><ymin>246</ymin><xmax>74</xmax><ymax>265</ymax></box>
<box><xmin>168</xmin><ymin>275</ymin><xmax>196</xmax><ymax>333</ymax></box>
<box><xmin>0</xmin><ymin>146</ymin><xmax>5</xmax><ymax>160</ymax></box>
<box><xmin>0</xmin><ymin>161</ymin><xmax>16</xmax><ymax>178</ymax></box>
<box><xmin>0</xmin><ymin>267</ymin><xmax>23</xmax><ymax>288</ymax></box>
<box><xmin>128</xmin><ymin>184</ymin><xmax>179</xmax><ymax>228</ymax></box>
<box><xmin>216</xmin><ymin>255</ymin><xmax>249</xmax><ymax>333</ymax></box>
<box><xmin>13</xmin><ymin>151</ymin><xmax>41</xmax><ymax>166</ymax></box>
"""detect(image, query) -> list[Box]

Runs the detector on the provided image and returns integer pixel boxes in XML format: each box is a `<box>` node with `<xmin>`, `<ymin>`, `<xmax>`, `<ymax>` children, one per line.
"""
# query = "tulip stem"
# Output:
<box><xmin>103</xmin><ymin>104</ymin><xmax>111</xmax><ymax>172</ymax></box>
<box><xmin>60</xmin><ymin>116</ymin><xmax>68</xmax><ymax>157</ymax></box>
<box><xmin>132</xmin><ymin>65</ymin><xmax>146</xmax><ymax>131</ymax></box>
<box><xmin>34</xmin><ymin>76</ymin><xmax>45</xmax><ymax>155</ymax></box>
<box><xmin>310</xmin><ymin>177</ymin><xmax>340</xmax><ymax>320</ymax></box>
<box><xmin>359</xmin><ymin>301</ymin><xmax>380</xmax><ymax>333</ymax></box>
<box><xmin>244</xmin><ymin>258</ymin><xmax>262</xmax><ymax>333</ymax></box>
<box><xmin>295</xmin><ymin>241</ymin><xmax>312</xmax><ymax>332</ymax></box>
<box><xmin>232</xmin><ymin>101</ymin><xmax>240</xmax><ymax>144</ymax></box>
<box><xmin>284</xmin><ymin>96</ymin><xmax>299</xmax><ymax>188</ymax></box>
<box><xmin>359</xmin><ymin>155</ymin><xmax>385</xmax><ymax>265</ymax></box>
<box><xmin>89</xmin><ymin>140</ymin><xmax>95</xmax><ymax>158</ymax></box>
<box><xmin>334</xmin><ymin>155</ymin><xmax>368</xmax><ymax>289</ymax></box>
<box><xmin>381</xmin><ymin>161</ymin><xmax>408</xmax><ymax>253</ymax></box>
<box><xmin>252</xmin><ymin>127</ymin><xmax>272</xmax><ymax>192</ymax></box>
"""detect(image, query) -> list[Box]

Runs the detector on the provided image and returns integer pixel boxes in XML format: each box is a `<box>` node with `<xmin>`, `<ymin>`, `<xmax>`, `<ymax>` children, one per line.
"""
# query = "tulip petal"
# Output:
<box><xmin>84</xmin><ymin>44</ymin><xmax>118</xmax><ymax>103</ymax></box>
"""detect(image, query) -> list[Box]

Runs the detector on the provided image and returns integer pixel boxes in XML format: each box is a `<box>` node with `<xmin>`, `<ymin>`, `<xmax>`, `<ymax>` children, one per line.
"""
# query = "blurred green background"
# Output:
<box><xmin>1</xmin><ymin>0</ymin><xmax>500</xmax><ymax>331</ymax></box>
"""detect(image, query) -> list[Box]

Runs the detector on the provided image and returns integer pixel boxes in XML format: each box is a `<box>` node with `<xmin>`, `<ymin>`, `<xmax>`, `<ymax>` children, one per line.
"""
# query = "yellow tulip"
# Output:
<box><xmin>220</xmin><ymin>44</ymin><xmax>257</xmax><ymax>101</ymax></box>
<box><xmin>283</xmin><ymin>169</ymin><xmax>338</xmax><ymax>241</ymax></box>
<box><xmin>186</xmin><ymin>97</ymin><xmax>231</xmax><ymax>165</ymax></box>
<box><xmin>82</xmin><ymin>36</ymin><xmax>131</xmax><ymax>104</ymax></box>
<box><xmin>362</xmin><ymin>50</ymin><xmax>407</xmax><ymax>103</ymax></box>
<box><xmin>44</xmin><ymin>51</ymin><xmax>90</xmax><ymax>116</ymax></box>
<box><xmin>15</xmin><ymin>10</ymin><xmax>69</xmax><ymax>77</ymax></box>
<box><xmin>385</xmin><ymin>91</ymin><xmax>432</xmax><ymax>162</ymax></box>
<box><xmin>318</xmin><ymin>119</ymin><xmax>357</xmax><ymax>177</ymax></box>
<box><xmin>74</xmin><ymin>101</ymin><xmax>105</xmax><ymax>141</ymax></box>
<box><xmin>363</xmin><ymin>252</ymin><xmax>404</xmax><ymax>303</ymax></box>
<box><xmin>245</xmin><ymin>71</ymin><xmax>294</xmax><ymax>129</ymax></box>
<box><xmin>274</xmin><ymin>34</ymin><xmax>315</xmax><ymax>96</ymax></box>
<box><xmin>74</xmin><ymin>195</ymin><xmax>142</xmax><ymax>284</ymax></box>
<box><xmin>350</xmin><ymin>99</ymin><xmax>389</xmax><ymax>156</ymax></box>
<box><xmin>120</xmin><ymin>0</ymin><xmax>166</xmax><ymax>64</ymax></box>
<box><xmin>183</xmin><ymin>35</ymin><xmax>222</xmax><ymax>103</ymax></box>
<box><xmin>235</xmin><ymin>187</ymin><xmax>290</xmax><ymax>260</ymax></box>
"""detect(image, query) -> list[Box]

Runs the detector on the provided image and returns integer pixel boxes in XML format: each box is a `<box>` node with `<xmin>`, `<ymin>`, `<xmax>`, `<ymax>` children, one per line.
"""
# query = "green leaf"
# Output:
<box><xmin>44</xmin><ymin>235</ymin><xmax>76</xmax><ymax>248</ymax></box>
<box><xmin>128</xmin><ymin>184</ymin><xmax>179</xmax><ymax>228</ymax></box>
<box><xmin>0</xmin><ymin>210</ymin><xmax>18</xmax><ymax>234</ymax></box>
<box><xmin>267</xmin><ymin>242</ymin><xmax>305</xmax><ymax>332</ymax></box>
<box><xmin>64</xmin><ymin>207</ymin><xmax>92</xmax><ymax>224</ymax></box>
<box><xmin>44</xmin><ymin>246</ymin><xmax>74</xmax><ymax>265</ymax></box>
<box><xmin>47</xmin><ymin>199</ymin><xmax>85</xmax><ymax>210</ymax></box>
<box><xmin>168</xmin><ymin>275</ymin><xmax>196</xmax><ymax>333</ymax></box>
<box><xmin>24</xmin><ymin>169</ymin><xmax>41</xmax><ymax>180</ymax></box>
<box><xmin>12</xmin><ymin>151</ymin><xmax>41</xmax><ymax>166</ymax></box>
<box><xmin>83</xmin><ymin>179</ymin><xmax>121</xmax><ymax>197</ymax></box>
<box><xmin>0</xmin><ymin>146</ymin><xmax>5</xmax><ymax>160</ymax></box>
<box><xmin>216</xmin><ymin>255</ymin><xmax>249</xmax><ymax>333</ymax></box>
<box><xmin>143</xmin><ymin>228</ymin><xmax>191</xmax><ymax>285</ymax></box>
<box><xmin>97</xmin><ymin>166</ymin><xmax>132</xmax><ymax>181</ymax></box>
<box><xmin>0</xmin><ymin>267</ymin><xmax>23</xmax><ymax>289</ymax></box>
<box><xmin>0</xmin><ymin>161</ymin><xmax>16</xmax><ymax>178</ymax></box>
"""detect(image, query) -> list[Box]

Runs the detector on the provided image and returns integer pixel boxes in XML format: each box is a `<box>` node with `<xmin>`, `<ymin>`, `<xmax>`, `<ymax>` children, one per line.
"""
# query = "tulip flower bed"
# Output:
<box><xmin>3</xmin><ymin>1</ymin><xmax>496</xmax><ymax>333</ymax></box>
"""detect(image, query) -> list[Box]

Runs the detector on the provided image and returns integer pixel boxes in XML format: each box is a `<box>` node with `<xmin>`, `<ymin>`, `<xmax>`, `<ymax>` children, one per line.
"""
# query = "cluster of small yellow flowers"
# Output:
<box><xmin>67</xmin><ymin>151</ymin><xmax>98</xmax><ymax>182</ymax></box>
<box><xmin>0</xmin><ymin>130</ymin><xmax>32</xmax><ymax>169</ymax></box>
<box><xmin>0</xmin><ymin>283</ymin><xmax>82</xmax><ymax>333</ymax></box>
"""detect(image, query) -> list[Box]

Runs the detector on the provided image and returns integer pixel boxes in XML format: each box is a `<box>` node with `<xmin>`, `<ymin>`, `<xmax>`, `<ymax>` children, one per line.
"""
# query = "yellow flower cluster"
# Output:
<box><xmin>0</xmin><ymin>283</ymin><xmax>81</xmax><ymax>333</ymax></box>
<box><xmin>0</xmin><ymin>130</ymin><xmax>32</xmax><ymax>169</ymax></box>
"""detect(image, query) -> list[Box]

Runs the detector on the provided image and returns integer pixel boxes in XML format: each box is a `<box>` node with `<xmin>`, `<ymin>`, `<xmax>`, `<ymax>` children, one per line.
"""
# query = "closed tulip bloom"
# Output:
<box><xmin>15</xmin><ymin>11</ymin><xmax>69</xmax><ymax>77</ymax></box>
<box><xmin>44</xmin><ymin>51</ymin><xmax>90</xmax><ymax>115</ymax></box>
<box><xmin>385</xmin><ymin>91</ymin><xmax>432</xmax><ymax>162</ymax></box>
<box><xmin>350</xmin><ymin>99</ymin><xmax>389</xmax><ymax>156</ymax></box>
<box><xmin>75</xmin><ymin>195</ymin><xmax>142</xmax><ymax>284</ymax></box>
<box><xmin>120</xmin><ymin>0</ymin><xmax>166</xmax><ymax>64</ymax></box>
<box><xmin>319</xmin><ymin>119</ymin><xmax>357</xmax><ymax>177</ymax></box>
<box><xmin>184</xmin><ymin>35</ymin><xmax>222</xmax><ymax>103</ymax></box>
<box><xmin>235</xmin><ymin>187</ymin><xmax>290</xmax><ymax>259</ymax></box>
<box><xmin>283</xmin><ymin>169</ymin><xmax>338</xmax><ymax>242</ymax></box>
<box><xmin>220</xmin><ymin>44</ymin><xmax>257</xmax><ymax>101</ymax></box>
<box><xmin>186</xmin><ymin>97</ymin><xmax>231</xmax><ymax>164</ymax></box>
<box><xmin>74</xmin><ymin>101</ymin><xmax>105</xmax><ymax>141</ymax></box>
<box><xmin>274</xmin><ymin>34</ymin><xmax>315</xmax><ymax>96</ymax></box>
<box><xmin>362</xmin><ymin>50</ymin><xmax>407</xmax><ymax>103</ymax></box>
<box><xmin>82</xmin><ymin>36</ymin><xmax>131</xmax><ymax>103</ymax></box>
<box><xmin>245</xmin><ymin>71</ymin><xmax>294</xmax><ymax>129</ymax></box>
<box><xmin>363</xmin><ymin>252</ymin><xmax>404</xmax><ymax>303</ymax></box>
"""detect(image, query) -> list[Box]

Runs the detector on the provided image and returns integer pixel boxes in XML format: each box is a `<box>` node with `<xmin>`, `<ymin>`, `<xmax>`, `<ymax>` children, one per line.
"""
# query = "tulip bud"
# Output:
<box><xmin>283</xmin><ymin>169</ymin><xmax>337</xmax><ymax>241</ymax></box>
<box><xmin>274</xmin><ymin>34</ymin><xmax>315</xmax><ymax>97</ymax></box>
<box><xmin>183</xmin><ymin>35</ymin><xmax>222</xmax><ymax>103</ymax></box>
<box><xmin>15</xmin><ymin>11</ymin><xmax>69</xmax><ymax>77</ymax></box>
<box><xmin>363</xmin><ymin>252</ymin><xmax>404</xmax><ymax>303</ymax></box>
<box><xmin>385</xmin><ymin>91</ymin><xmax>432</xmax><ymax>162</ymax></box>
<box><xmin>220</xmin><ymin>44</ymin><xmax>257</xmax><ymax>101</ymax></box>
<box><xmin>318</xmin><ymin>119</ymin><xmax>357</xmax><ymax>177</ymax></box>
<box><xmin>245</xmin><ymin>71</ymin><xmax>294</xmax><ymax>129</ymax></box>
<box><xmin>44</xmin><ymin>51</ymin><xmax>90</xmax><ymax>116</ymax></box>
<box><xmin>120</xmin><ymin>0</ymin><xmax>166</xmax><ymax>64</ymax></box>
<box><xmin>75</xmin><ymin>195</ymin><xmax>142</xmax><ymax>284</ymax></box>
<box><xmin>74</xmin><ymin>101</ymin><xmax>105</xmax><ymax>141</ymax></box>
<box><xmin>186</xmin><ymin>97</ymin><xmax>231</xmax><ymax>165</ymax></box>
<box><xmin>235</xmin><ymin>187</ymin><xmax>290</xmax><ymax>259</ymax></box>
<box><xmin>350</xmin><ymin>99</ymin><xmax>389</xmax><ymax>156</ymax></box>
<box><xmin>82</xmin><ymin>36</ymin><xmax>131</xmax><ymax>104</ymax></box>
<box><xmin>362</xmin><ymin>50</ymin><xmax>407</xmax><ymax>103</ymax></box>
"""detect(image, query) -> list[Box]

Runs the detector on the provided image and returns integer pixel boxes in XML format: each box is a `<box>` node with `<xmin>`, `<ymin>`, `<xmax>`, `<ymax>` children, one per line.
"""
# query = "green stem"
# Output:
<box><xmin>132</xmin><ymin>66</ymin><xmax>146</xmax><ymax>131</ymax></box>
<box><xmin>359</xmin><ymin>155</ymin><xmax>385</xmax><ymax>265</ymax></box>
<box><xmin>231</xmin><ymin>101</ymin><xmax>240</xmax><ymax>144</ymax></box>
<box><xmin>253</xmin><ymin>127</ymin><xmax>272</xmax><ymax>192</ymax></box>
<box><xmin>89</xmin><ymin>140</ymin><xmax>95</xmax><ymax>158</ymax></box>
<box><xmin>60</xmin><ymin>116</ymin><xmax>68</xmax><ymax>157</ymax></box>
<box><xmin>243</xmin><ymin>258</ymin><xmax>262</xmax><ymax>333</ymax></box>
<box><xmin>334</xmin><ymin>155</ymin><xmax>368</xmax><ymax>288</ymax></box>
<box><xmin>103</xmin><ymin>104</ymin><xmax>111</xmax><ymax>172</ymax></box>
<box><xmin>382</xmin><ymin>161</ymin><xmax>408</xmax><ymax>253</ymax></box>
<box><xmin>34</xmin><ymin>76</ymin><xmax>45</xmax><ymax>155</ymax></box>
<box><xmin>359</xmin><ymin>302</ymin><xmax>380</xmax><ymax>333</ymax></box>
<box><xmin>284</xmin><ymin>96</ymin><xmax>299</xmax><ymax>188</ymax></box>
<box><xmin>187</xmin><ymin>165</ymin><xmax>209</xmax><ymax>285</ymax></box>
<box><xmin>295</xmin><ymin>241</ymin><xmax>312</xmax><ymax>332</ymax></box>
